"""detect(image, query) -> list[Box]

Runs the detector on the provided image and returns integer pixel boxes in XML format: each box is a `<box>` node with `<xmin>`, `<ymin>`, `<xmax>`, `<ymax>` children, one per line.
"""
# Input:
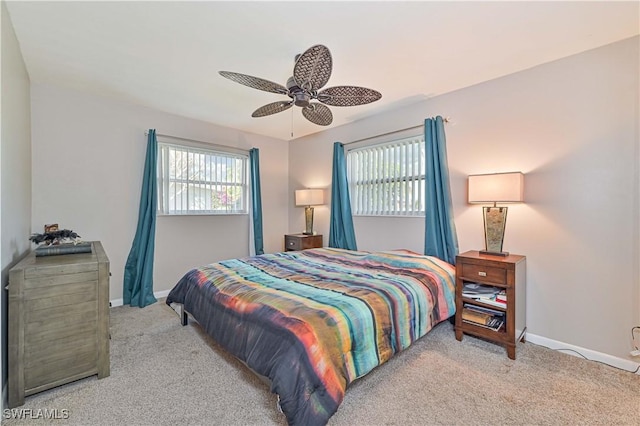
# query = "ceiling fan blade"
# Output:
<box><xmin>293</xmin><ymin>45</ymin><xmax>332</xmax><ymax>92</ymax></box>
<box><xmin>302</xmin><ymin>103</ymin><xmax>333</xmax><ymax>126</ymax></box>
<box><xmin>317</xmin><ymin>86</ymin><xmax>382</xmax><ymax>106</ymax></box>
<box><xmin>219</xmin><ymin>71</ymin><xmax>288</xmax><ymax>95</ymax></box>
<box><xmin>252</xmin><ymin>101</ymin><xmax>293</xmax><ymax>118</ymax></box>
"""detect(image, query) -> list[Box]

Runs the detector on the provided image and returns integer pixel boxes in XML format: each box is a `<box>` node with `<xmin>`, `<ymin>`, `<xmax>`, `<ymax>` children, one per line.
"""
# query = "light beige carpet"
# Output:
<box><xmin>4</xmin><ymin>301</ymin><xmax>639</xmax><ymax>425</ymax></box>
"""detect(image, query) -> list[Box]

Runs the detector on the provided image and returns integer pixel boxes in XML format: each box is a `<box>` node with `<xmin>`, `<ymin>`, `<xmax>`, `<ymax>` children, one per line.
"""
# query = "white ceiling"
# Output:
<box><xmin>6</xmin><ymin>1</ymin><xmax>639</xmax><ymax>141</ymax></box>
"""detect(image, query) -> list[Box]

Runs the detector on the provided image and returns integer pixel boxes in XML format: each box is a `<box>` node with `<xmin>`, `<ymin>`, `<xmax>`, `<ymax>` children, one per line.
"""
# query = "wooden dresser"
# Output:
<box><xmin>8</xmin><ymin>241</ymin><xmax>110</xmax><ymax>408</ymax></box>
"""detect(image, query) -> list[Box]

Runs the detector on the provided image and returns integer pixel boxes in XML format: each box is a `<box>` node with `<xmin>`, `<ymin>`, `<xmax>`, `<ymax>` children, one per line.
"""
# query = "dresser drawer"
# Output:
<box><xmin>25</xmin><ymin>287</ymin><xmax>97</xmax><ymax>312</ymax></box>
<box><xmin>461</xmin><ymin>263</ymin><xmax>506</xmax><ymax>285</ymax></box>
<box><xmin>25</xmin><ymin>343</ymin><xmax>97</xmax><ymax>391</ymax></box>
<box><xmin>25</xmin><ymin>330</ymin><xmax>97</xmax><ymax>370</ymax></box>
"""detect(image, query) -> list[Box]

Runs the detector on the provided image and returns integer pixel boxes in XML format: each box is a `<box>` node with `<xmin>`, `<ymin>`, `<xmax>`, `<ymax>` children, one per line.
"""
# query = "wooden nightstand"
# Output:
<box><xmin>454</xmin><ymin>250</ymin><xmax>526</xmax><ymax>360</ymax></box>
<box><xmin>284</xmin><ymin>234</ymin><xmax>323</xmax><ymax>251</ymax></box>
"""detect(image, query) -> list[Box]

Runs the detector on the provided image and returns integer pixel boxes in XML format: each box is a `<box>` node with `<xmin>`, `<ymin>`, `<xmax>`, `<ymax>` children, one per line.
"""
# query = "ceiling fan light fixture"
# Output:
<box><xmin>293</xmin><ymin>92</ymin><xmax>310</xmax><ymax>107</ymax></box>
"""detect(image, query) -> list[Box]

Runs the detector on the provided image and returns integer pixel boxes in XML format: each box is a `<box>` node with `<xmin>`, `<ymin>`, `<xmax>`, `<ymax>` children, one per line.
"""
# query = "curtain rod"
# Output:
<box><xmin>343</xmin><ymin>117</ymin><xmax>450</xmax><ymax>146</ymax></box>
<box><xmin>144</xmin><ymin>131</ymin><xmax>249</xmax><ymax>154</ymax></box>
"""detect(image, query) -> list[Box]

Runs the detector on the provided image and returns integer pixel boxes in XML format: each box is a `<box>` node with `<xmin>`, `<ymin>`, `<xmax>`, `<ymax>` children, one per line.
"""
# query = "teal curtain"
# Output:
<box><xmin>123</xmin><ymin>129</ymin><xmax>158</xmax><ymax>308</ymax></box>
<box><xmin>329</xmin><ymin>142</ymin><xmax>357</xmax><ymax>250</ymax></box>
<box><xmin>424</xmin><ymin>116</ymin><xmax>459</xmax><ymax>265</ymax></box>
<box><xmin>249</xmin><ymin>148</ymin><xmax>264</xmax><ymax>255</ymax></box>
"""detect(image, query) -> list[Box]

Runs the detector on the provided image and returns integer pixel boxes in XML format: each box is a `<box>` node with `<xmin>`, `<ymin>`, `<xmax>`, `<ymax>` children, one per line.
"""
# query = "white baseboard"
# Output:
<box><xmin>109</xmin><ymin>289</ymin><xmax>171</xmax><ymax>308</ymax></box>
<box><xmin>526</xmin><ymin>332</ymin><xmax>640</xmax><ymax>375</ymax></box>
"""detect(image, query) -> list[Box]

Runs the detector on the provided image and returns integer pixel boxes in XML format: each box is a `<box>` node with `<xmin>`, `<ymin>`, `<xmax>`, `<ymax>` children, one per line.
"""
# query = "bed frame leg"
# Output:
<box><xmin>180</xmin><ymin>304</ymin><xmax>188</xmax><ymax>326</ymax></box>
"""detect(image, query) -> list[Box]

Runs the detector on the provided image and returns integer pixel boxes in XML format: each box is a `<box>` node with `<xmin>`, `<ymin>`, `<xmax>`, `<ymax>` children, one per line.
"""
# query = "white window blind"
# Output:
<box><xmin>157</xmin><ymin>143</ymin><xmax>248</xmax><ymax>215</ymax></box>
<box><xmin>347</xmin><ymin>135</ymin><xmax>425</xmax><ymax>216</ymax></box>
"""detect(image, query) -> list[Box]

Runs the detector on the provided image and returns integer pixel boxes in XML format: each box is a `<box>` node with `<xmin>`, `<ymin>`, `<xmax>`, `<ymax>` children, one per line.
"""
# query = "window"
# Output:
<box><xmin>347</xmin><ymin>135</ymin><xmax>425</xmax><ymax>216</ymax></box>
<box><xmin>157</xmin><ymin>143</ymin><xmax>248</xmax><ymax>215</ymax></box>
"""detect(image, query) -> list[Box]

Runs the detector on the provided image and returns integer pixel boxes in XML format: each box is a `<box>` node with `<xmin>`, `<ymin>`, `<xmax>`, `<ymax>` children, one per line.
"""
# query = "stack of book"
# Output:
<box><xmin>461</xmin><ymin>304</ymin><xmax>505</xmax><ymax>331</ymax></box>
<box><xmin>462</xmin><ymin>283</ymin><xmax>507</xmax><ymax>308</ymax></box>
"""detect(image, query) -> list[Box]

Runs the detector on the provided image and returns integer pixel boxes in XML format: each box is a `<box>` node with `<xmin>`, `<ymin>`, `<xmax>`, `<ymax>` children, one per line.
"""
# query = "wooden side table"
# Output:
<box><xmin>284</xmin><ymin>234</ymin><xmax>323</xmax><ymax>251</ymax></box>
<box><xmin>454</xmin><ymin>250</ymin><xmax>526</xmax><ymax>360</ymax></box>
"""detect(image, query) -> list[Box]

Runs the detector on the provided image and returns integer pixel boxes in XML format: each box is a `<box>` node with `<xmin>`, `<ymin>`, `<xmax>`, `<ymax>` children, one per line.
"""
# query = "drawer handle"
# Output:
<box><xmin>289</xmin><ymin>242</ymin><xmax>294</xmax><ymax>246</ymax></box>
<box><xmin>478</xmin><ymin>271</ymin><xmax>487</xmax><ymax>277</ymax></box>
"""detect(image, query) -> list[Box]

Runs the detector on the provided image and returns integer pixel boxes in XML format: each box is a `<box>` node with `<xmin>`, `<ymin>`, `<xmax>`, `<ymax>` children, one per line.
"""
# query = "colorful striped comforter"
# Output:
<box><xmin>166</xmin><ymin>247</ymin><xmax>456</xmax><ymax>425</ymax></box>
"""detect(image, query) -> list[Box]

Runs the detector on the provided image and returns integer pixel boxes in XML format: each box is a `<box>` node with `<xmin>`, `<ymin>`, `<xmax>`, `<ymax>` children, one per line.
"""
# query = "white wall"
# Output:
<box><xmin>1</xmin><ymin>0</ymin><xmax>32</xmax><ymax>407</ymax></box>
<box><xmin>30</xmin><ymin>84</ymin><xmax>289</xmax><ymax>299</ymax></box>
<box><xmin>289</xmin><ymin>37</ymin><xmax>640</xmax><ymax>362</ymax></box>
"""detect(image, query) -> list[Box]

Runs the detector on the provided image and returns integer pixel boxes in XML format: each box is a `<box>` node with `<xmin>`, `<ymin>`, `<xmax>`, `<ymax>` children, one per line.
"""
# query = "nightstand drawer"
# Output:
<box><xmin>284</xmin><ymin>234</ymin><xmax>323</xmax><ymax>251</ymax></box>
<box><xmin>285</xmin><ymin>236</ymin><xmax>301</xmax><ymax>251</ymax></box>
<box><xmin>461</xmin><ymin>263</ymin><xmax>506</xmax><ymax>285</ymax></box>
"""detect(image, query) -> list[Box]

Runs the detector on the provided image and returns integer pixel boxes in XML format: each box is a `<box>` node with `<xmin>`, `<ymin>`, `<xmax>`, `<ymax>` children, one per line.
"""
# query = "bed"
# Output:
<box><xmin>166</xmin><ymin>247</ymin><xmax>456</xmax><ymax>425</ymax></box>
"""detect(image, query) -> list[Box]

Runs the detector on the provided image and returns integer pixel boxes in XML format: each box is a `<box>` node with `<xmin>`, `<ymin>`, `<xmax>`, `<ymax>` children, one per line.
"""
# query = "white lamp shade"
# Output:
<box><xmin>468</xmin><ymin>172</ymin><xmax>524</xmax><ymax>203</ymax></box>
<box><xmin>295</xmin><ymin>189</ymin><xmax>324</xmax><ymax>206</ymax></box>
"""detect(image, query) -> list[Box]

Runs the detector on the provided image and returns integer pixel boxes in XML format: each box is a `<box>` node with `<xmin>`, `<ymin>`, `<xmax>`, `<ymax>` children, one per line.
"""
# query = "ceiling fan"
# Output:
<box><xmin>219</xmin><ymin>44</ymin><xmax>382</xmax><ymax>126</ymax></box>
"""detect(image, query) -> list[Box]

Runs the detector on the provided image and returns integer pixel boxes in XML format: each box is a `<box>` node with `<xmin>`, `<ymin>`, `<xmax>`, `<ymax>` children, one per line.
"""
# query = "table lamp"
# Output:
<box><xmin>295</xmin><ymin>189</ymin><xmax>324</xmax><ymax>235</ymax></box>
<box><xmin>468</xmin><ymin>172</ymin><xmax>524</xmax><ymax>256</ymax></box>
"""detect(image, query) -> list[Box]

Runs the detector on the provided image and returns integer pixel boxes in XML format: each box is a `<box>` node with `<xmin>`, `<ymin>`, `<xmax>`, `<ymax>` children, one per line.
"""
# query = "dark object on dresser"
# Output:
<box><xmin>35</xmin><ymin>242</ymin><xmax>92</xmax><ymax>257</ymax></box>
<box><xmin>28</xmin><ymin>228</ymin><xmax>80</xmax><ymax>245</ymax></box>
